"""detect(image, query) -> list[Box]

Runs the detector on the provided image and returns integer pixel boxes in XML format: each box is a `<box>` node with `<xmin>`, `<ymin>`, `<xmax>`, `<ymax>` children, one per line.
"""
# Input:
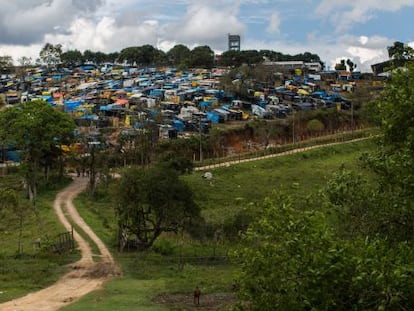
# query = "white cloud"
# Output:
<box><xmin>315</xmin><ymin>0</ymin><xmax>414</xmax><ymax>31</ymax></box>
<box><xmin>242</xmin><ymin>34</ymin><xmax>392</xmax><ymax>72</ymax></box>
<box><xmin>267</xmin><ymin>12</ymin><xmax>281</xmax><ymax>34</ymax></box>
<box><xmin>359</xmin><ymin>36</ymin><xmax>369</xmax><ymax>45</ymax></box>
<box><xmin>0</xmin><ymin>0</ymin><xmax>104</xmax><ymax>45</ymax></box>
<box><xmin>165</xmin><ymin>4</ymin><xmax>245</xmax><ymax>50</ymax></box>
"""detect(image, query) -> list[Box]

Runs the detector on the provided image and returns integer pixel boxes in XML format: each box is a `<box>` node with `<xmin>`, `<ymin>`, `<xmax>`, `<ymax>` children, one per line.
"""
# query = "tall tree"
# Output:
<box><xmin>346</xmin><ymin>58</ymin><xmax>357</xmax><ymax>72</ymax></box>
<box><xmin>17</xmin><ymin>56</ymin><xmax>33</xmax><ymax>67</ymax></box>
<box><xmin>39</xmin><ymin>43</ymin><xmax>62</xmax><ymax>68</ymax></box>
<box><xmin>189</xmin><ymin>45</ymin><xmax>215</xmax><ymax>68</ymax></box>
<box><xmin>115</xmin><ymin>164</ymin><xmax>200</xmax><ymax>251</ymax></box>
<box><xmin>387</xmin><ymin>41</ymin><xmax>414</xmax><ymax>60</ymax></box>
<box><xmin>0</xmin><ymin>100</ymin><xmax>75</xmax><ymax>202</ymax></box>
<box><xmin>167</xmin><ymin>44</ymin><xmax>191</xmax><ymax>67</ymax></box>
<box><xmin>334</xmin><ymin>59</ymin><xmax>347</xmax><ymax>71</ymax></box>
<box><xmin>60</xmin><ymin>49</ymin><xmax>83</xmax><ymax>67</ymax></box>
<box><xmin>0</xmin><ymin>55</ymin><xmax>14</xmax><ymax>68</ymax></box>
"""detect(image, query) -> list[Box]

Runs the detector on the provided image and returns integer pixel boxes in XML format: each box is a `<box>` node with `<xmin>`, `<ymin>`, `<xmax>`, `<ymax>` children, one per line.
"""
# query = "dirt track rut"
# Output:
<box><xmin>0</xmin><ymin>177</ymin><xmax>119</xmax><ymax>311</ymax></box>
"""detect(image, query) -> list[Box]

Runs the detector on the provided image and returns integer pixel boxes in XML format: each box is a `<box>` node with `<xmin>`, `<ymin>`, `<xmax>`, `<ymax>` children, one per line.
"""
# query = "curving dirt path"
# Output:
<box><xmin>0</xmin><ymin>177</ymin><xmax>120</xmax><ymax>311</ymax></box>
<box><xmin>195</xmin><ymin>137</ymin><xmax>370</xmax><ymax>171</ymax></box>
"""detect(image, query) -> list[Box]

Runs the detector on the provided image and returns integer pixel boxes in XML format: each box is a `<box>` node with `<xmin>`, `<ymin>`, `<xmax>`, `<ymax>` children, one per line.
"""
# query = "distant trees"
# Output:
<box><xmin>60</xmin><ymin>49</ymin><xmax>83</xmax><ymax>67</ymax></box>
<box><xmin>39</xmin><ymin>43</ymin><xmax>62</xmax><ymax>68</ymax></box>
<box><xmin>0</xmin><ymin>55</ymin><xmax>13</xmax><ymax>68</ymax></box>
<box><xmin>26</xmin><ymin>42</ymin><xmax>324</xmax><ymax>69</ymax></box>
<box><xmin>220</xmin><ymin>49</ymin><xmax>321</xmax><ymax>67</ymax></box>
<box><xmin>108</xmin><ymin>44</ymin><xmax>321</xmax><ymax>69</ymax></box>
<box><xmin>118</xmin><ymin>45</ymin><xmax>167</xmax><ymax>66</ymax></box>
<box><xmin>187</xmin><ymin>45</ymin><xmax>215</xmax><ymax>68</ymax></box>
<box><xmin>346</xmin><ymin>59</ymin><xmax>357</xmax><ymax>72</ymax></box>
<box><xmin>387</xmin><ymin>41</ymin><xmax>414</xmax><ymax>60</ymax></box>
<box><xmin>334</xmin><ymin>58</ymin><xmax>356</xmax><ymax>72</ymax></box>
<box><xmin>220</xmin><ymin>50</ymin><xmax>262</xmax><ymax>67</ymax></box>
<box><xmin>166</xmin><ymin>44</ymin><xmax>191</xmax><ymax>69</ymax></box>
<box><xmin>17</xmin><ymin>56</ymin><xmax>33</xmax><ymax>67</ymax></box>
<box><xmin>82</xmin><ymin>49</ymin><xmax>119</xmax><ymax>65</ymax></box>
<box><xmin>259</xmin><ymin>49</ymin><xmax>320</xmax><ymax>63</ymax></box>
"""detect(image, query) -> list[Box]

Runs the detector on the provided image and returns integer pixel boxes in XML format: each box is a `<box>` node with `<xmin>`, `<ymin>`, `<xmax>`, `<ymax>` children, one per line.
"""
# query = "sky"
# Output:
<box><xmin>0</xmin><ymin>0</ymin><xmax>413</xmax><ymax>72</ymax></box>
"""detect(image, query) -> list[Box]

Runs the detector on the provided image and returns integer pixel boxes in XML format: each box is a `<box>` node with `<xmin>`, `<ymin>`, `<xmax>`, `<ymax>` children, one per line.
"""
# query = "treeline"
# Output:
<box><xmin>38</xmin><ymin>43</ymin><xmax>321</xmax><ymax>69</ymax></box>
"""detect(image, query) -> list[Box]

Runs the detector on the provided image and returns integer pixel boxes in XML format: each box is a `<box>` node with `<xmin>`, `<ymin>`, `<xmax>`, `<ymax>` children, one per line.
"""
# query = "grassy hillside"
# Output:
<box><xmin>0</xmin><ymin>138</ymin><xmax>376</xmax><ymax>308</ymax></box>
<box><xmin>60</xmin><ymin>138</ymin><xmax>376</xmax><ymax>310</ymax></box>
<box><xmin>0</xmin><ymin>175</ymin><xmax>80</xmax><ymax>302</ymax></box>
<box><xmin>185</xmin><ymin>140</ymin><xmax>375</xmax><ymax>224</ymax></box>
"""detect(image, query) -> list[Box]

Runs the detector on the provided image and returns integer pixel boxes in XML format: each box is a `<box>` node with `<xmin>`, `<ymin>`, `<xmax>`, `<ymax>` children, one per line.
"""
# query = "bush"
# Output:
<box><xmin>233</xmin><ymin>196</ymin><xmax>414</xmax><ymax>310</ymax></box>
<box><xmin>152</xmin><ymin>238</ymin><xmax>176</xmax><ymax>256</ymax></box>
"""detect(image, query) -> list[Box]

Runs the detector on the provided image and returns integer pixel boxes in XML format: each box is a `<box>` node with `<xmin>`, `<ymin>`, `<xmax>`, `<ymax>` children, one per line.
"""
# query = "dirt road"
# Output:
<box><xmin>195</xmin><ymin>137</ymin><xmax>369</xmax><ymax>171</ymax></box>
<box><xmin>0</xmin><ymin>177</ymin><xmax>119</xmax><ymax>311</ymax></box>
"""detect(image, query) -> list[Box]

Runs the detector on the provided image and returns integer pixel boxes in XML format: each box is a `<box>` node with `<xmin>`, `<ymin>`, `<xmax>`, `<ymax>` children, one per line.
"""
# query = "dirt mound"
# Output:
<box><xmin>154</xmin><ymin>292</ymin><xmax>236</xmax><ymax>311</ymax></box>
<box><xmin>83</xmin><ymin>262</ymin><xmax>121</xmax><ymax>279</ymax></box>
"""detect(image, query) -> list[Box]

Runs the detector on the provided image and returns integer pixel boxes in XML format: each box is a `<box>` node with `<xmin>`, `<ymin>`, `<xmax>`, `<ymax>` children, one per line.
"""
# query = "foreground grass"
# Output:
<box><xmin>62</xmin><ymin>138</ymin><xmax>376</xmax><ymax>310</ymax></box>
<box><xmin>0</xmin><ymin>175</ymin><xmax>81</xmax><ymax>303</ymax></box>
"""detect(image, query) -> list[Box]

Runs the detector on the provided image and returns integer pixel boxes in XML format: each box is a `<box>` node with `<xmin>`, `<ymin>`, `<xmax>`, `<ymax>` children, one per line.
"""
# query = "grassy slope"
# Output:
<box><xmin>186</xmin><ymin>140</ymin><xmax>375</xmax><ymax>224</ymax></box>
<box><xmin>60</xmin><ymin>139</ymin><xmax>376</xmax><ymax>310</ymax></box>
<box><xmin>0</xmin><ymin>139</ymin><xmax>376</xmax><ymax>308</ymax></box>
<box><xmin>0</xmin><ymin>176</ymin><xmax>80</xmax><ymax>302</ymax></box>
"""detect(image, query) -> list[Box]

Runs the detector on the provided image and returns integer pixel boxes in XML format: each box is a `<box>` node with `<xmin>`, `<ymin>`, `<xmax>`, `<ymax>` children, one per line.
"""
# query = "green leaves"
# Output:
<box><xmin>0</xmin><ymin>100</ymin><xmax>75</xmax><ymax>200</ymax></box>
<box><xmin>115</xmin><ymin>164</ymin><xmax>200</xmax><ymax>250</ymax></box>
<box><xmin>234</xmin><ymin>195</ymin><xmax>414</xmax><ymax>310</ymax></box>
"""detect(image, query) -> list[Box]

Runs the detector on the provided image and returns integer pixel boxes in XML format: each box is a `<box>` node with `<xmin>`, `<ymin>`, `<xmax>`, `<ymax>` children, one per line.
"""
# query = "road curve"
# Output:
<box><xmin>0</xmin><ymin>177</ymin><xmax>119</xmax><ymax>311</ymax></box>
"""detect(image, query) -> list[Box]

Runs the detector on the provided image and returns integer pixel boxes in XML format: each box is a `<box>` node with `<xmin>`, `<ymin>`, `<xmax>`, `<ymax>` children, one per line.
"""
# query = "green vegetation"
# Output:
<box><xmin>0</xmin><ymin>100</ymin><xmax>75</xmax><ymax>201</ymax></box>
<box><xmin>115</xmin><ymin>163</ymin><xmax>200</xmax><ymax>251</ymax></box>
<box><xmin>57</xmin><ymin>139</ymin><xmax>375</xmax><ymax>310</ymax></box>
<box><xmin>0</xmin><ymin>137</ymin><xmax>376</xmax><ymax>309</ymax></box>
<box><xmin>0</xmin><ymin>75</ymin><xmax>405</xmax><ymax>309</ymax></box>
<box><xmin>0</xmin><ymin>175</ymin><xmax>80</xmax><ymax>303</ymax></box>
<box><xmin>232</xmin><ymin>61</ymin><xmax>414</xmax><ymax>310</ymax></box>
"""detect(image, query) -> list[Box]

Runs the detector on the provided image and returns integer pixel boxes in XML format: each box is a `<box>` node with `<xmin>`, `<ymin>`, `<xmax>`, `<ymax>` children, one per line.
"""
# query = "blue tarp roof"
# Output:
<box><xmin>64</xmin><ymin>100</ymin><xmax>83</xmax><ymax>112</ymax></box>
<box><xmin>206</xmin><ymin>111</ymin><xmax>220</xmax><ymax>123</ymax></box>
<box><xmin>173</xmin><ymin>119</ymin><xmax>185</xmax><ymax>132</ymax></box>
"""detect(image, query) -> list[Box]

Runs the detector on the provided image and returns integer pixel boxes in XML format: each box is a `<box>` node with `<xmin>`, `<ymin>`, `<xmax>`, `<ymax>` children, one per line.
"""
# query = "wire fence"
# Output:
<box><xmin>195</xmin><ymin>127</ymin><xmax>378</xmax><ymax>171</ymax></box>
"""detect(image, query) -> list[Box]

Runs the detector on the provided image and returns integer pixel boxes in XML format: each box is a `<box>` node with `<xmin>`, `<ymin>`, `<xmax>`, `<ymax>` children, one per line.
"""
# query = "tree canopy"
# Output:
<box><xmin>234</xmin><ymin>191</ymin><xmax>414</xmax><ymax>310</ymax></box>
<box><xmin>115</xmin><ymin>164</ymin><xmax>200</xmax><ymax>251</ymax></box>
<box><xmin>334</xmin><ymin>58</ymin><xmax>356</xmax><ymax>72</ymax></box>
<box><xmin>0</xmin><ymin>55</ymin><xmax>13</xmax><ymax>69</ymax></box>
<box><xmin>0</xmin><ymin>100</ymin><xmax>75</xmax><ymax>200</ymax></box>
<box><xmin>39</xmin><ymin>43</ymin><xmax>62</xmax><ymax>68</ymax></box>
<box><xmin>233</xmin><ymin>60</ymin><xmax>414</xmax><ymax>310</ymax></box>
<box><xmin>387</xmin><ymin>41</ymin><xmax>414</xmax><ymax>60</ymax></box>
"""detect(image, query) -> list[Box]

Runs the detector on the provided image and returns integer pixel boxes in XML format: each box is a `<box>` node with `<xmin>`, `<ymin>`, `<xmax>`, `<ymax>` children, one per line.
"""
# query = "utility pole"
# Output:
<box><xmin>292</xmin><ymin>112</ymin><xmax>295</xmax><ymax>144</ymax></box>
<box><xmin>199</xmin><ymin>117</ymin><xmax>203</xmax><ymax>162</ymax></box>
<box><xmin>351</xmin><ymin>102</ymin><xmax>354</xmax><ymax>137</ymax></box>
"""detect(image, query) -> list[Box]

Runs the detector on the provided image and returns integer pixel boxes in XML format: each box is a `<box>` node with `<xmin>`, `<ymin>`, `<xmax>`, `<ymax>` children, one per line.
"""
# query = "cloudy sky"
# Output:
<box><xmin>0</xmin><ymin>0</ymin><xmax>413</xmax><ymax>72</ymax></box>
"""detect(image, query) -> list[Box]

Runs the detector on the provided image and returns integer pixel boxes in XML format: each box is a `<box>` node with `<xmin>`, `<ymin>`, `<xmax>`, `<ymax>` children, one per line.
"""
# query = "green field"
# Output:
<box><xmin>0</xmin><ymin>175</ymin><xmax>81</xmax><ymax>302</ymax></box>
<box><xmin>0</xmin><ymin>139</ymin><xmax>376</xmax><ymax>309</ymax></box>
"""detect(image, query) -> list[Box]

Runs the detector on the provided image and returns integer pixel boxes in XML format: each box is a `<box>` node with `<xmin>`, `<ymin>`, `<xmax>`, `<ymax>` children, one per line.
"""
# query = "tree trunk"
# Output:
<box><xmin>17</xmin><ymin>212</ymin><xmax>24</xmax><ymax>255</ymax></box>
